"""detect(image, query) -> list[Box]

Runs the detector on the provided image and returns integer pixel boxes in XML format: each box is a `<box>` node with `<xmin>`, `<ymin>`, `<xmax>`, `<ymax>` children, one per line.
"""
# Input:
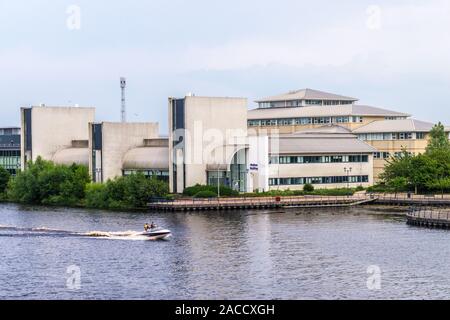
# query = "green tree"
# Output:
<box><xmin>86</xmin><ymin>173</ymin><xmax>169</xmax><ymax>209</ymax></box>
<box><xmin>426</xmin><ymin>122</ymin><xmax>450</xmax><ymax>155</ymax></box>
<box><xmin>7</xmin><ymin>157</ymin><xmax>90</xmax><ymax>205</ymax></box>
<box><xmin>426</xmin><ymin>177</ymin><xmax>450</xmax><ymax>199</ymax></box>
<box><xmin>0</xmin><ymin>166</ymin><xmax>10</xmax><ymax>195</ymax></box>
<box><xmin>386</xmin><ymin>176</ymin><xmax>408</xmax><ymax>198</ymax></box>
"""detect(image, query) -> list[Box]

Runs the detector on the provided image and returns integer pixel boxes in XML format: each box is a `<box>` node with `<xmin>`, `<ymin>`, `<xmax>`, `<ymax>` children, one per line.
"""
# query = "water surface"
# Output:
<box><xmin>0</xmin><ymin>203</ymin><xmax>448</xmax><ymax>300</ymax></box>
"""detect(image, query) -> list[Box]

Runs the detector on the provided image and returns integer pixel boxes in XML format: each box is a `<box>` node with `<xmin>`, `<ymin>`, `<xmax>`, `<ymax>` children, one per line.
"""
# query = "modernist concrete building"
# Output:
<box><xmin>89</xmin><ymin>122</ymin><xmax>168</xmax><ymax>183</ymax></box>
<box><xmin>0</xmin><ymin>127</ymin><xmax>21</xmax><ymax>174</ymax></box>
<box><xmin>268</xmin><ymin>125</ymin><xmax>376</xmax><ymax>190</ymax></box>
<box><xmin>168</xmin><ymin>95</ymin><xmax>269</xmax><ymax>193</ymax></box>
<box><xmin>20</xmin><ymin>106</ymin><xmax>95</xmax><ymax>170</ymax></box>
<box><xmin>20</xmin><ymin>106</ymin><xmax>169</xmax><ymax>184</ymax></box>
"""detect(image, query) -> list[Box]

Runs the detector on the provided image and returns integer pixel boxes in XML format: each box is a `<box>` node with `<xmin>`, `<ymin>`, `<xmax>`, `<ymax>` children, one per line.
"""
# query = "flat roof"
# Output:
<box><xmin>248</xmin><ymin>104</ymin><xmax>410</xmax><ymax>120</ymax></box>
<box><xmin>256</xmin><ymin>88</ymin><xmax>358</xmax><ymax>103</ymax></box>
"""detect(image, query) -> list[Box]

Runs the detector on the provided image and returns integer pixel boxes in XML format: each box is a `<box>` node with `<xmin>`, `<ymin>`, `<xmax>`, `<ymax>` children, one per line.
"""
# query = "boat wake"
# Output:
<box><xmin>84</xmin><ymin>230</ymin><xmax>154</xmax><ymax>241</ymax></box>
<box><xmin>0</xmin><ymin>225</ymin><xmax>163</xmax><ymax>241</ymax></box>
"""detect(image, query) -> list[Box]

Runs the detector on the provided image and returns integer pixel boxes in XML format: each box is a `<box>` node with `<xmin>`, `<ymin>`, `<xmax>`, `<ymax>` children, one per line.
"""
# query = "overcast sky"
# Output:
<box><xmin>1</xmin><ymin>0</ymin><xmax>449</xmax><ymax>133</ymax></box>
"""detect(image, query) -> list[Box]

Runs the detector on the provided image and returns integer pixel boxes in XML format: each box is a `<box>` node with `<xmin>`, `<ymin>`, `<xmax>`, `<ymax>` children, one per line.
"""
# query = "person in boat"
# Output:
<box><xmin>150</xmin><ymin>222</ymin><xmax>157</xmax><ymax>229</ymax></box>
<box><xmin>144</xmin><ymin>223</ymin><xmax>150</xmax><ymax>232</ymax></box>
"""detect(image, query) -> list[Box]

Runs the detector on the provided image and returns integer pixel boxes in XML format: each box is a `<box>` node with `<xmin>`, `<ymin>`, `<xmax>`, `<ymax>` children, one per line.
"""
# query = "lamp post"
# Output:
<box><xmin>217</xmin><ymin>165</ymin><xmax>220</xmax><ymax>198</ymax></box>
<box><xmin>344</xmin><ymin>167</ymin><xmax>352</xmax><ymax>189</ymax></box>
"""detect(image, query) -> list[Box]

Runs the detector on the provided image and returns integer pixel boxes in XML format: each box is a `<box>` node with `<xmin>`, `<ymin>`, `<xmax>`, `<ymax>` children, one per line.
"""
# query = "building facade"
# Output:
<box><xmin>20</xmin><ymin>106</ymin><xmax>95</xmax><ymax>170</ymax></box>
<box><xmin>168</xmin><ymin>95</ymin><xmax>269</xmax><ymax>194</ymax></box>
<box><xmin>268</xmin><ymin>125</ymin><xmax>376</xmax><ymax>190</ymax></box>
<box><xmin>89</xmin><ymin>122</ymin><xmax>168</xmax><ymax>183</ymax></box>
<box><xmin>0</xmin><ymin>127</ymin><xmax>21</xmax><ymax>174</ymax></box>
<box><xmin>248</xmin><ymin>88</ymin><xmax>449</xmax><ymax>183</ymax></box>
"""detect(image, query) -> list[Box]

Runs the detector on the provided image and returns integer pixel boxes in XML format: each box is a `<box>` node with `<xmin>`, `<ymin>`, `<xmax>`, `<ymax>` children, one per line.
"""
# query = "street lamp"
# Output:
<box><xmin>344</xmin><ymin>167</ymin><xmax>352</xmax><ymax>189</ymax></box>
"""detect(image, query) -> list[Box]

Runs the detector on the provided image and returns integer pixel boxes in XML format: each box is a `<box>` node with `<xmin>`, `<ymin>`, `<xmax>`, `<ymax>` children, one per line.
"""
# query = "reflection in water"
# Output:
<box><xmin>1</xmin><ymin>203</ymin><xmax>450</xmax><ymax>299</ymax></box>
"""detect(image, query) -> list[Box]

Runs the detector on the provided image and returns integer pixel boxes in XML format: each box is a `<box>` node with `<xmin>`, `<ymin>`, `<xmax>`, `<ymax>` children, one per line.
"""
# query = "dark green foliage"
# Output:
<box><xmin>0</xmin><ymin>166</ymin><xmax>10</xmax><ymax>195</ymax></box>
<box><xmin>7</xmin><ymin>157</ymin><xmax>90</xmax><ymax>205</ymax></box>
<box><xmin>183</xmin><ymin>184</ymin><xmax>239</xmax><ymax>197</ymax></box>
<box><xmin>303</xmin><ymin>183</ymin><xmax>314</xmax><ymax>192</ymax></box>
<box><xmin>380</xmin><ymin>123</ymin><xmax>450</xmax><ymax>194</ymax></box>
<box><xmin>194</xmin><ymin>190</ymin><xmax>218</xmax><ymax>198</ymax></box>
<box><xmin>85</xmin><ymin>173</ymin><xmax>169</xmax><ymax>209</ymax></box>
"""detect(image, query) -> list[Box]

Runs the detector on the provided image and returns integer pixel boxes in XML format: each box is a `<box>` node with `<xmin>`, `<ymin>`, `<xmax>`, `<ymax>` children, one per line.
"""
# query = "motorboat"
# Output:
<box><xmin>142</xmin><ymin>227</ymin><xmax>172</xmax><ymax>240</ymax></box>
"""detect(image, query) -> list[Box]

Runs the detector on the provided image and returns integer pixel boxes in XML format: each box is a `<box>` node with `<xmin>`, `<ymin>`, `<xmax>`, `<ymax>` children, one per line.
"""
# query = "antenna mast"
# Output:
<box><xmin>120</xmin><ymin>77</ymin><xmax>126</xmax><ymax>122</ymax></box>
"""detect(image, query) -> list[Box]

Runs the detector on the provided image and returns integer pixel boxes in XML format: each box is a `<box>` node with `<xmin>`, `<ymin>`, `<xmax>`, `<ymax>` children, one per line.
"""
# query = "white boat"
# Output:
<box><xmin>142</xmin><ymin>227</ymin><xmax>172</xmax><ymax>240</ymax></box>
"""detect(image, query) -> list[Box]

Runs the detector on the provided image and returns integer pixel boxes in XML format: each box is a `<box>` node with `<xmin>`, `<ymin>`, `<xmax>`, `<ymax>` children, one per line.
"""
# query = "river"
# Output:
<box><xmin>0</xmin><ymin>203</ymin><xmax>449</xmax><ymax>300</ymax></box>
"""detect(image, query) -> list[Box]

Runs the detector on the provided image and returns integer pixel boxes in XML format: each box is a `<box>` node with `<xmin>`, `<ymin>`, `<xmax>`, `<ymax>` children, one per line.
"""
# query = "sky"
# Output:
<box><xmin>1</xmin><ymin>0</ymin><xmax>450</xmax><ymax>133</ymax></box>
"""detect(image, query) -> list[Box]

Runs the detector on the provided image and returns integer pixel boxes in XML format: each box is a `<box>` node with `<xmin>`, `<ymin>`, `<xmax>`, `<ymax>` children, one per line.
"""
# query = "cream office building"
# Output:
<box><xmin>268</xmin><ymin>125</ymin><xmax>376</xmax><ymax>190</ymax></box>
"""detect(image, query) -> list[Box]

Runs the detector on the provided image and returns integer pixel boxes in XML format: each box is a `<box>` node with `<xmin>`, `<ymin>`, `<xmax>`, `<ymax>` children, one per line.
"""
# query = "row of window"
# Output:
<box><xmin>269</xmin><ymin>175</ymin><xmax>369</xmax><ymax>186</ymax></box>
<box><xmin>270</xmin><ymin>155</ymin><xmax>369</xmax><ymax>164</ymax></box>
<box><xmin>357</xmin><ymin>132</ymin><xmax>426</xmax><ymax>141</ymax></box>
<box><xmin>0</xmin><ymin>128</ymin><xmax>20</xmax><ymax>136</ymax></box>
<box><xmin>122</xmin><ymin>169</ymin><xmax>169</xmax><ymax>182</ymax></box>
<box><xmin>258</xmin><ymin>100</ymin><xmax>353</xmax><ymax>109</ymax></box>
<box><xmin>248</xmin><ymin>116</ymin><xmax>362</xmax><ymax>127</ymax></box>
<box><xmin>373</xmin><ymin>151</ymin><xmax>414</xmax><ymax>159</ymax></box>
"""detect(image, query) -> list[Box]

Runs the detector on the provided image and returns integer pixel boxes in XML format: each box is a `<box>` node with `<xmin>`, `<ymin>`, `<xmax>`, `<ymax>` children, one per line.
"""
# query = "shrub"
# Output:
<box><xmin>303</xmin><ymin>183</ymin><xmax>314</xmax><ymax>192</ymax></box>
<box><xmin>0</xmin><ymin>166</ymin><xmax>10</xmax><ymax>195</ymax></box>
<box><xmin>7</xmin><ymin>157</ymin><xmax>90</xmax><ymax>205</ymax></box>
<box><xmin>355</xmin><ymin>185</ymin><xmax>365</xmax><ymax>192</ymax></box>
<box><xmin>183</xmin><ymin>184</ymin><xmax>238</xmax><ymax>197</ymax></box>
<box><xmin>194</xmin><ymin>190</ymin><xmax>218</xmax><ymax>198</ymax></box>
<box><xmin>85</xmin><ymin>174</ymin><xmax>169</xmax><ymax>209</ymax></box>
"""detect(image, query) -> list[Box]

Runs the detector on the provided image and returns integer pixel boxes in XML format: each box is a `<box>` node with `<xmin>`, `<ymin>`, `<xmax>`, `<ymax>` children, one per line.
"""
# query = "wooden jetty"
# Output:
<box><xmin>148</xmin><ymin>195</ymin><xmax>377</xmax><ymax>212</ymax></box>
<box><xmin>406</xmin><ymin>207</ymin><xmax>450</xmax><ymax>229</ymax></box>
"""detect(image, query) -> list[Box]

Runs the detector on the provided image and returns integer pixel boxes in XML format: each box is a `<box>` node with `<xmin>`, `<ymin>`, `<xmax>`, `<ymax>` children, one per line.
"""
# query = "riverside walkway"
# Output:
<box><xmin>148</xmin><ymin>195</ymin><xmax>377</xmax><ymax>211</ymax></box>
<box><xmin>148</xmin><ymin>192</ymin><xmax>450</xmax><ymax>211</ymax></box>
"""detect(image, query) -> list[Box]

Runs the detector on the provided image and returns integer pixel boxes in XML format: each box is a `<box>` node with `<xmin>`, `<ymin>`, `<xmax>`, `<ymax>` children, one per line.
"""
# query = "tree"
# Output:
<box><xmin>386</xmin><ymin>176</ymin><xmax>408</xmax><ymax>198</ymax></box>
<box><xmin>0</xmin><ymin>166</ymin><xmax>10</xmax><ymax>195</ymax></box>
<box><xmin>426</xmin><ymin>177</ymin><xmax>450</xmax><ymax>199</ymax></box>
<box><xmin>426</xmin><ymin>122</ymin><xmax>450</xmax><ymax>155</ymax></box>
<box><xmin>7</xmin><ymin>157</ymin><xmax>90</xmax><ymax>205</ymax></box>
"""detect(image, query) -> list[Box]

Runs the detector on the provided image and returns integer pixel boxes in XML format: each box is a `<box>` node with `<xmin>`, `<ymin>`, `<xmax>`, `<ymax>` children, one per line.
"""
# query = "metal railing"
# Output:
<box><xmin>407</xmin><ymin>207</ymin><xmax>450</xmax><ymax>221</ymax></box>
<box><xmin>148</xmin><ymin>194</ymin><xmax>372</xmax><ymax>207</ymax></box>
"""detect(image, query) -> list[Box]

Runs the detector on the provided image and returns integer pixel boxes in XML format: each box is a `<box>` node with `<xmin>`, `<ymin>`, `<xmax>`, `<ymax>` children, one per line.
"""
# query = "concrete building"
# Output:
<box><xmin>20</xmin><ymin>106</ymin><xmax>95</xmax><ymax>170</ymax></box>
<box><xmin>269</xmin><ymin>125</ymin><xmax>376</xmax><ymax>190</ymax></box>
<box><xmin>168</xmin><ymin>95</ymin><xmax>269</xmax><ymax>193</ymax></box>
<box><xmin>89</xmin><ymin>122</ymin><xmax>168</xmax><ymax>183</ymax></box>
<box><xmin>0</xmin><ymin>127</ymin><xmax>21</xmax><ymax>174</ymax></box>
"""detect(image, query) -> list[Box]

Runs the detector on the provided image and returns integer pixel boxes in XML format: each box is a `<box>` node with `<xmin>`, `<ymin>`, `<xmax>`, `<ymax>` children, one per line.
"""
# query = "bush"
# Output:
<box><xmin>7</xmin><ymin>157</ymin><xmax>90</xmax><ymax>205</ymax></box>
<box><xmin>303</xmin><ymin>183</ymin><xmax>314</xmax><ymax>192</ymax></box>
<box><xmin>85</xmin><ymin>173</ymin><xmax>169</xmax><ymax>209</ymax></box>
<box><xmin>0</xmin><ymin>166</ymin><xmax>10</xmax><ymax>195</ymax></box>
<box><xmin>355</xmin><ymin>185</ymin><xmax>365</xmax><ymax>192</ymax></box>
<box><xmin>183</xmin><ymin>184</ymin><xmax>238</xmax><ymax>197</ymax></box>
<box><xmin>194</xmin><ymin>190</ymin><xmax>218</xmax><ymax>198</ymax></box>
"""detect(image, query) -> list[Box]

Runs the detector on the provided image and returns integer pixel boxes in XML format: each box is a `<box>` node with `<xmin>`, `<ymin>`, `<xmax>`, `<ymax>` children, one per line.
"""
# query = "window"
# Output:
<box><xmin>305</xmin><ymin>100</ymin><xmax>323</xmax><ymax>106</ymax></box>
<box><xmin>271</xmin><ymin>154</ymin><xmax>369</xmax><ymax>164</ymax></box>
<box><xmin>416</xmin><ymin>132</ymin><xmax>425</xmax><ymax>139</ymax></box>
<box><xmin>270</xmin><ymin>175</ymin><xmax>370</xmax><ymax>186</ymax></box>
